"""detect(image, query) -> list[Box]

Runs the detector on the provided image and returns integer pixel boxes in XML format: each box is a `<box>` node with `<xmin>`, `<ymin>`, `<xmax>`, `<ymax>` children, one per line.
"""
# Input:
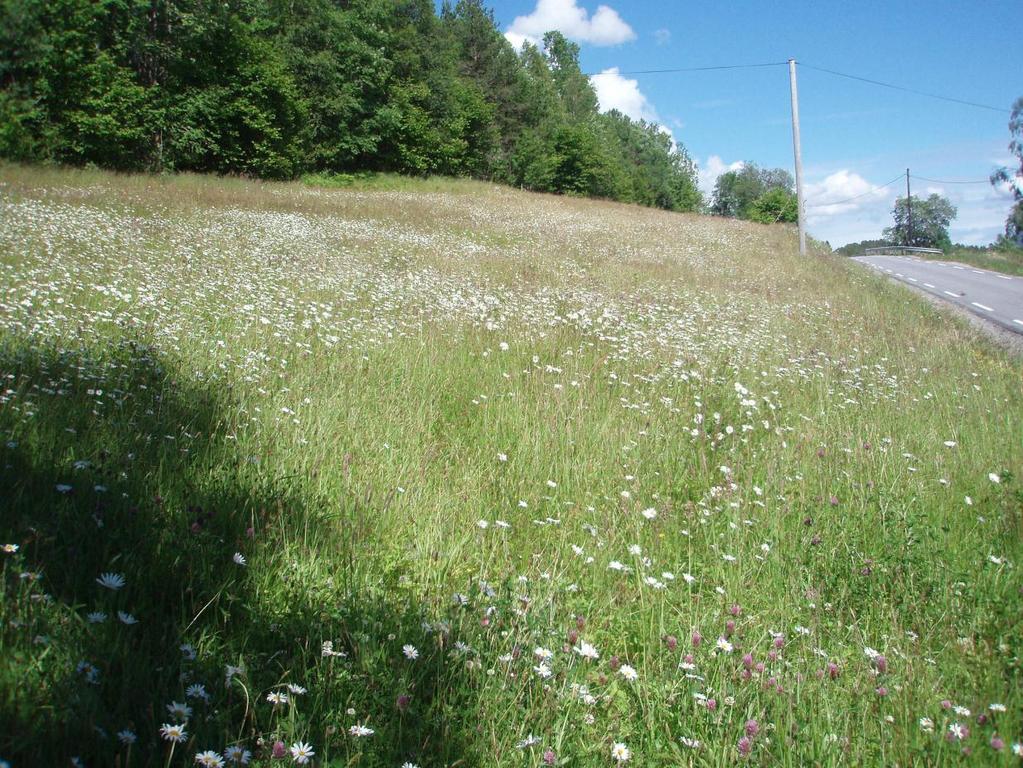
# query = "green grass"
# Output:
<box><xmin>1</xmin><ymin>163</ymin><xmax>1021</xmax><ymax>767</ymax></box>
<box><xmin>926</xmin><ymin>245</ymin><xmax>1023</xmax><ymax>276</ymax></box>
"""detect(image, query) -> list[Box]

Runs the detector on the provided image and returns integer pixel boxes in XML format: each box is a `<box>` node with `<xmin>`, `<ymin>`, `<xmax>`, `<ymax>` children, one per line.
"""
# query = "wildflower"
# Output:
<box><xmin>181</xmin><ymin>644</ymin><xmax>198</xmax><ymax>660</ymax></box>
<box><xmin>953</xmin><ymin>705</ymin><xmax>971</xmax><ymax>717</ymax></box>
<box><xmin>611</xmin><ymin>742</ymin><xmax>631</xmax><ymax>762</ymax></box>
<box><xmin>543</xmin><ymin>748</ymin><xmax>556</xmax><ymax>765</ymax></box>
<box><xmin>716</xmin><ymin>637</ymin><xmax>733</xmax><ymax>654</ymax></box>
<box><xmin>348</xmin><ymin>725</ymin><xmax>374</xmax><ymax>737</ymax></box>
<box><xmin>286</xmin><ymin>684</ymin><xmax>307</xmax><ymax>695</ymax></box>
<box><xmin>290</xmin><ymin>742</ymin><xmax>315</xmax><ymax>764</ymax></box>
<box><xmin>167</xmin><ymin>701</ymin><xmax>192</xmax><ymax>720</ymax></box>
<box><xmin>195</xmin><ymin>751</ymin><xmax>225</xmax><ymax>767</ymax></box>
<box><xmin>737</xmin><ymin>736</ymin><xmax>752</xmax><ymax>757</ymax></box>
<box><xmin>497</xmin><ymin>453</ymin><xmax>508</xmax><ymax>462</ymax></box>
<box><xmin>96</xmin><ymin>572</ymin><xmax>125</xmax><ymax>590</ymax></box>
<box><xmin>947</xmin><ymin>722</ymin><xmax>968</xmax><ymax>741</ymax></box>
<box><xmin>516</xmin><ymin>734</ymin><xmax>540</xmax><ymax>749</ymax></box>
<box><xmin>402</xmin><ymin>644</ymin><xmax>419</xmax><ymax>660</ymax></box>
<box><xmin>534</xmin><ymin>647</ymin><xmax>553</xmax><ymax>660</ymax></box>
<box><xmin>87</xmin><ymin>611</ymin><xmax>107</xmax><ymax>623</ymax></box>
<box><xmin>186</xmin><ymin>684</ymin><xmax>208</xmax><ymax>701</ymax></box>
<box><xmin>224</xmin><ymin>746</ymin><xmax>251</xmax><ymax>764</ymax></box>
<box><xmin>573</xmin><ymin>640</ymin><xmax>599</xmax><ymax>660</ymax></box>
<box><xmin>745</xmin><ymin>719</ymin><xmax>760</xmax><ymax>738</ymax></box>
<box><xmin>266</xmin><ymin>691</ymin><xmax>289</xmax><ymax>706</ymax></box>
<box><xmin>271</xmin><ymin>742</ymin><xmax>287</xmax><ymax>758</ymax></box>
<box><xmin>117</xmin><ymin>730</ymin><xmax>137</xmax><ymax>744</ymax></box>
<box><xmin>56</xmin><ymin>484</ymin><xmax>73</xmax><ymax>493</ymax></box>
<box><xmin>989</xmin><ymin>702</ymin><xmax>1006</xmax><ymax>712</ymax></box>
<box><xmin>160</xmin><ymin>724</ymin><xmax>188</xmax><ymax>743</ymax></box>
<box><xmin>1012</xmin><ymin>742</ymin><xmax>1022</xmax><ymax>756</ymax></box>
<box><xmin>118</xmin><ymin>611</ymin><xmax>138</xmax><ymax>625</ymax></box>
<box><xmin>232</xmin><ymin>552</ymin><xmax>246</xmax><ymax>566</ymax></box>
<box><xmin>919</xmin><ymin>717</ymin><xmax>934</xmax><ymax>732</ymax></box>
<box><xmin>680</xmin><ymin>736</ymin><xmax>701</xmax><ymax>749</ymax></box>
<box><xmin>988</xmin><ymin>472</ymin><xmax>1001</xmax><ymax>483</ymax></box>
<box><xmin>534</xmin><ymin>663</ymin><xmax>552</xmax><ymax>679</ymax></box>
<box><xmin>1</xmin><ymin>544</ymin><xmax>17</xmax><ymax>553</ymax></box>
<box><xmin>618</xmin><ymin>664</ymin><xmax>638</xmax><ymax>682</ymax></box>
<box><xmin>991</xmin><ymin>736</ymin><xmax>1005</xmax><ymax>751</ymax></box>
<box><xmin>476</xmin><ymin>519</ymin><xmax>489</xmax><ymax>529</ymax></box>
<box><xmin>641</xmin><ymin>507</ymin><xmax>657</xmax><ymax>520</ymax></box>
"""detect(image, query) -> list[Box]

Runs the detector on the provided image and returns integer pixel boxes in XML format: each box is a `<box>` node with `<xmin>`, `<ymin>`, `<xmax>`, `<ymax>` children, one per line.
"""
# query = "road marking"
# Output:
<box><xmin>971</xmin><ymin>302</ymin><xmax>993</xmax><ymax>311</ymax></box>
<box><xmin>895</xmin><ymin>272</ymin><xmax>904</xmax><ymax>277</ymax></box>
<box><xmin>971</xmin><ymin>270</ymin><xmax>983</xmax><ymax>274</ymax></box>
<box><xmin>953</xmin><ymin>265</ymin><xmax>965</xmax><ymax>270</ymax></box>
<box><xmin>1015</xmin><ymin>319</ymin><xmax>1023</xmax><ymax>327</ymax></box>
<box><xmin>943</xmin><ymin>291</ymin><xmax>959</xmax><ymax>297</ymax></box>
<box><xmin>907</xmin><ymin>277</ymin><xmax>917</xmax><ymax>282</ymax></box>
<box><xmin>923</xmin><ymin>282</ymin><xmax>935</xmax><ymax>288</ymax></box>
<box><xmin>998</xmin><ymin>275</ymin><xmax>1012</xmax><ymax>281</ymax></box>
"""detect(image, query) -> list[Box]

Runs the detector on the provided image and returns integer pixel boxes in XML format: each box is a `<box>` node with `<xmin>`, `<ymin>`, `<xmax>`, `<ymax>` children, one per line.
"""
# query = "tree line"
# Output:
<box><xmin>0</xmin><ymin>0</ymin><xmax>704</xmax><ymax>212</ymax></box>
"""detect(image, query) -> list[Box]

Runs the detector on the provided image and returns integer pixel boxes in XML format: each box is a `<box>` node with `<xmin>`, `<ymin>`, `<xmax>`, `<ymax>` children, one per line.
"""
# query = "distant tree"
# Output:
<box><xmin>991</xmin><ymin>96</ymin><xmax>1023</xmax><ymax>246</ymax></box>
<box><xmin>834</xmin><ymin>238</ymin><xmax>887</xmax><ymax>257</ymax></box>
<box><xmin>711</xmin><ymin>163</ymin><xmax>793</xmax><ymax>219</ymax></box>
<box><xmin>747</xmin><ymin>187</ymin><xmax>797</xmax><ymax>224</ymax></box>
<box><xmin>883</xmin><ymin>194</ymin><xmax>957</xmax><ymax>250</ymax></box>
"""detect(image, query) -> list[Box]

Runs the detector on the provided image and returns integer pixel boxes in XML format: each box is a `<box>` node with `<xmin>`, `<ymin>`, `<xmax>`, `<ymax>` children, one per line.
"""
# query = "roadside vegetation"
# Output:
<box><xmin>1</xmin><ymin>164</ymin><xmax>1021</xmax><ymax>766</ymax></box>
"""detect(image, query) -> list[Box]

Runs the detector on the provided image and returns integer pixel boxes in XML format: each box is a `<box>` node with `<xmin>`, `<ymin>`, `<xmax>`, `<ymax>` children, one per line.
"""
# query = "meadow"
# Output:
<box><xmin>0</xmin><ymin>164</ymin><xmax>1020</xmax><ymax>767</ymax></box>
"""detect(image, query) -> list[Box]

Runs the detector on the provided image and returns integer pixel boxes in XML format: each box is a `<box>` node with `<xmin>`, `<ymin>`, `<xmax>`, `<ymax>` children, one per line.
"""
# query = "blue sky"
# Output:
<box><xmin>488</xmin><ymin>0</ymin><xmax>1020</xmax><ymax>246</ymax></box>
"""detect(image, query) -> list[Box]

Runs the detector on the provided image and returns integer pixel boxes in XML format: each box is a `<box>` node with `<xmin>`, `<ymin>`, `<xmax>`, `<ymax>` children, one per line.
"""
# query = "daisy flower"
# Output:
<box><xmin>195</xmin><ymin>751</ymin><xmax>225</xmax><ymax>767</ymax></box>
<box><xmin>348</xmin><ymin>724</ymin><xmax>374</xmax><ymax>737</ymax></box>
<box><xmin>290</xmin><ymin>742</ymin><xmax>315</xmax><ymax>764</ymax></box>
<box><xmin>224</xmin><ymin>746</ymin><xmax>251</xmax><ymax>764</ymax></box>
<box><xmin>611</xmin><ymin>742</ymin><xmax>631</xmax><ymax>762</ymax></box>
<box><xmin>166</xmin><ymin>701</ymin><xmax>192</xmax><ymax>720</ymax></box>
<box><xmin>402</xmin><ymin>644</ymin><xmax>419</xmax><ymax>660</ymax></box>
<box><xmin>159</xmin><ymin>723</ymin><xmax>188</xmax><ymax>743</ymax></box>
<box><xmin>232</xmin><ymin>553</ymin><xmax>246</xmax><ymax>566</ymax></box>
<box><xmin>96</xmin><ymin>572</ymin><xmax>125</xmax><ymax>590</ymax></box>
<box><xmin>266</xmin><ymin>691</ymin><xmax>289</xmax><ymax>706</ymax></box>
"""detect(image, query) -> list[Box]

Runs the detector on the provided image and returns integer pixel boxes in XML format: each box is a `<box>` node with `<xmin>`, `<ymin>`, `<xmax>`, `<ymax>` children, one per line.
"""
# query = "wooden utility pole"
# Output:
<box><xmin>905</xmin><ymin>168</ymin><xmax>912</xmax><ymax>245</ymax></box>
<box><xmin>788</xmin><ymin>59</ymin><xmax>806</xmax><ymax>255</ymax></box>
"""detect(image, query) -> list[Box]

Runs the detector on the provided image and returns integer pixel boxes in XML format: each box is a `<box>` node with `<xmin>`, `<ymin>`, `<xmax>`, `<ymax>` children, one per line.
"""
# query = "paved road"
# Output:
<box><xmin>852</xmin><ymin>254</ymin><xmax>1023</xmax><ymax>335</ymax></box>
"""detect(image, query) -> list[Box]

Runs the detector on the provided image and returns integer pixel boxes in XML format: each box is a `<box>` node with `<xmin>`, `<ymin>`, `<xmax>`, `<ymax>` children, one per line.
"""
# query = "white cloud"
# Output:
<box><xmin>505</xmin><ymin>0</ymin><xmax>636</xmax><ymax>48</ymax></box>
<box><xmin>654</xmin><ymin>28</ymin><xmax>671</xmax><ymax>46</ymax></box>
<box><xmin>590</xmin><ymin>68</ymin><xmax>658</xmax><ymax>122</ymax></box>
<box><xmin>804</xmin><ymin>170</ymin><xmax>890</xmax><ymax>218</ymax></box>
<box><xmin>697</xmin><ymin>156</ymin><xmax>744</xmax><ymax>195</ymax></box>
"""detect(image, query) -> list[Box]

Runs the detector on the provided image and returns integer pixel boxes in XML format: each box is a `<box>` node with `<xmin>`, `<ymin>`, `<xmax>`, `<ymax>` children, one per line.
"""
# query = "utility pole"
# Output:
<box><xmin>905</xmin><ymin>168</ymin><xmax>912</xmax><ymax>246</ymax></box>
<box><xmin>788</xmin><ymin>59</ymin><xmax>806</xmax><ymax>255</ymax></box>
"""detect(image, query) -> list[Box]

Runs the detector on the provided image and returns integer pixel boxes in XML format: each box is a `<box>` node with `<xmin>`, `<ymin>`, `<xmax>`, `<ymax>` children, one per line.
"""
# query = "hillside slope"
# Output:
<box><xmin>1</xmin><ymin>166</ymin><xmax>1021</xmax><ymax>766</ymax></box>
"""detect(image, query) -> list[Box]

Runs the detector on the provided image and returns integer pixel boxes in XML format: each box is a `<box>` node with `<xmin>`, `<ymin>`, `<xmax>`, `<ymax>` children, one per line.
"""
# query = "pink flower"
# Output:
<box><xmin>875</xmin><ymin>655</ymin><xmax>888</xmax><ymax>674</ymax></box>
<box><xmin>875</xmin><ymin>686</ymin><xmax>888</xmax><ymax>697</ymax></box>
<box><xmin>706</xmin><ymin>698</ymin><xmax>717</xmax><ymax>711</ymax></box>
<box><xmin>543</xmin><ymin>748</ymin><xmax>556</xmax><ymax>765</ymax></box>
<box><xmin>829</xmin><ymin>495</ymin><xmax>840</xmax><ymax>506</ymax></box>
<box><xmin>665</xmin><ymin>635</ymin><xmax>678</xmax><ymax>650</ymax></box>
<box><xmin>271</xmin><ymin>740</ymin><xmax>287</xmax><ymax>758</ymax></box>
<box><xmin>737</xmin><ymin>736</ymin><xmax>752</xmax><ymax>757</ymax></box>
<box><xmin>729</xmin><ymin>604</ymin><xmax>742</xmax><ymax>616</ymax></box>
<box><xmin>827</xmin><ymin>662</ymin><xmax>839</xmax><ymax>679</ymax></box>
<box><xmin>745</xmin><ymin>719</ymin><xmax>760</xmax><ymax>738</ymax></box>
<box><xmin>941</xmin><ymin>699</ymin><xmax>952</xmax><ymax>710</ymax></box>
<box><xmin>725</xmin><ymin>620</ymin><xmax>736</xmax><ymax>636</ymax></box>
<box><xmin>742</xmin><ymin>653</ymin><xmax>754</xmax><ymax>669</ymax></box>
<box><xmin>691</xmin><ymin>631</ymin><xmax>702</xmax><ymax>648</ymax></box>
<box><xmin>773</xmin><ymin>635</ymin><xmax>784</xmax><ymax>649</ymax></box>
<box><xmin>990</xmin><ymin>736</ymin><xmax>1005</xmax><ymax>752</ymax></box>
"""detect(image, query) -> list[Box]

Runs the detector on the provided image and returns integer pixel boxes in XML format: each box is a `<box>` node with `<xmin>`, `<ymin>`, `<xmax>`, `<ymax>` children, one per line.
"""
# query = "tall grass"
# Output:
<box><xmin>1</xmin><ymin>164</ymin><xmax>1021</xmax><ymax>766</ymax></box>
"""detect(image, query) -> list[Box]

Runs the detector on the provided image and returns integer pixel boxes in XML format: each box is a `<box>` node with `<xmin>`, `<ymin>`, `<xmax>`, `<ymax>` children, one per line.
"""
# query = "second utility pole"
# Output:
<box><xmin>788</xmin><ymin>59</ymin><xmax>806</xmax><ymax>256</ymax></box>
<box><xmin>906</xmin><ymin>168</ymin><xmax>912</xmax><ymax>245</ymax></box>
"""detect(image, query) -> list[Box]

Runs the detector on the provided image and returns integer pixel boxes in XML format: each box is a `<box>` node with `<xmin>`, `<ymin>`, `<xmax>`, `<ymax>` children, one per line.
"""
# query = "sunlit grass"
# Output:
<box><xmin>1</xmin><ymin>164</ymin><xmax>1021</xmax><ymax>766</ymax></box>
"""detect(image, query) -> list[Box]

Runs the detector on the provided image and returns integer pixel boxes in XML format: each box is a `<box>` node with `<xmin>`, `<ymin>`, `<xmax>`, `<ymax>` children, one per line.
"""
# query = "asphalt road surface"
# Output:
<box><xmin>852</xmin><ymin>254</ymin><xmax>1023</xmax><ymax>335</ymax></box>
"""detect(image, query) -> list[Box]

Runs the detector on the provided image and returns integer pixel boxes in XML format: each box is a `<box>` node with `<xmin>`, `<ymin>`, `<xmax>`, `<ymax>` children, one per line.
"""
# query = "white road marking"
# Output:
<box><xmin>972</xmin><ymin>270</ymin><xmax>983</xmax><ymax>274</ymax></box>
<box><xmin>943</xmin><ymin>291</ymin><xmax>959</xmax><ymax>297</ymax></box>
<box><xmin>1015</xmin><ymin>319</ymin><xmax>1023</xmax><ymax>327</ymax></box>
<box><xmin>895</xmin><ymin>272</ymin><xmax>904</xmax><ymax>277</ymax></box>
<box><xmin>907</xmin><ymin>277</ymin><xmax>917</xmax><ymax>282</ymax></box>
<box><xmin>923</xmin><ymin>282</ymin><xmax>935</xmax><ymax>288</ymax></box>
<box><xmin>998</xmin><ymin>275</ymin><xmax>1012</xmax><ymax>281</ymax></box>
<box><xmin>971</xmin><ymin>302</ymin><xmax>993</xmax><ymax>311</ymax></box>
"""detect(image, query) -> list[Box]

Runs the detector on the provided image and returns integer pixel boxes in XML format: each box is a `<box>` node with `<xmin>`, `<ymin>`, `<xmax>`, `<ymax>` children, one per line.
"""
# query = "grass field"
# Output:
<box><xmin>1</xmin><ymin>164</ymin><xmax>1021</xmax><ymax>767</ymax></box>
<box><xmin>920</xmin><ymin>246</ymin><xmax>1023</xmax><ymax>277</ymax></box>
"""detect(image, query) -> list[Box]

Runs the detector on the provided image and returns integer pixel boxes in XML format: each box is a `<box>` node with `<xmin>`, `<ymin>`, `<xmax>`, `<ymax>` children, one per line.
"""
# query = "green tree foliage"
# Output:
<box><xmin>747</xmin><ymin>187</ymin><xmax>798</xmax><ymax>224</ymax></box>
<box><xmin>711</xmin><ymin>162</ymin><xmax>794</xmax><ymax>221</ymax></box>
<box><xmin>991</xmin><ymin>96</ymin><xmax>1023</xmax><ymax>246</ymax></box>
<box><xmin>883</xmin><ymin>194</ymin><xmax>957</xmax><ymax>250</ymax></box>
<box><xmin>0</xmin><ymin>0</ymin><xmax>702</xmax><ymax>210</ymax></box>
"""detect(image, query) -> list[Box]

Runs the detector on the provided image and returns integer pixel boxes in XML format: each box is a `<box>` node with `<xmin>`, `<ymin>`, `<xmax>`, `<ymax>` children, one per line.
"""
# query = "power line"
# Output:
<box><xmin>586</xmin><ymin>61</ymin><xmax>787</xmax><ymax>76</ymax></box>
<box><xmin>910</xmin><ymin>174</ymin><xmax>992</xmax><ymax>185</ymax></box>
<box><xmin>799</xmin><ymin>63</ymin><xmax>1010</xmax><ymax>114</ymax></box>
<box><xmin>805</xmin><ymin>174</ymin><xmax>904</xmax><ymax>208</ymax></box>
